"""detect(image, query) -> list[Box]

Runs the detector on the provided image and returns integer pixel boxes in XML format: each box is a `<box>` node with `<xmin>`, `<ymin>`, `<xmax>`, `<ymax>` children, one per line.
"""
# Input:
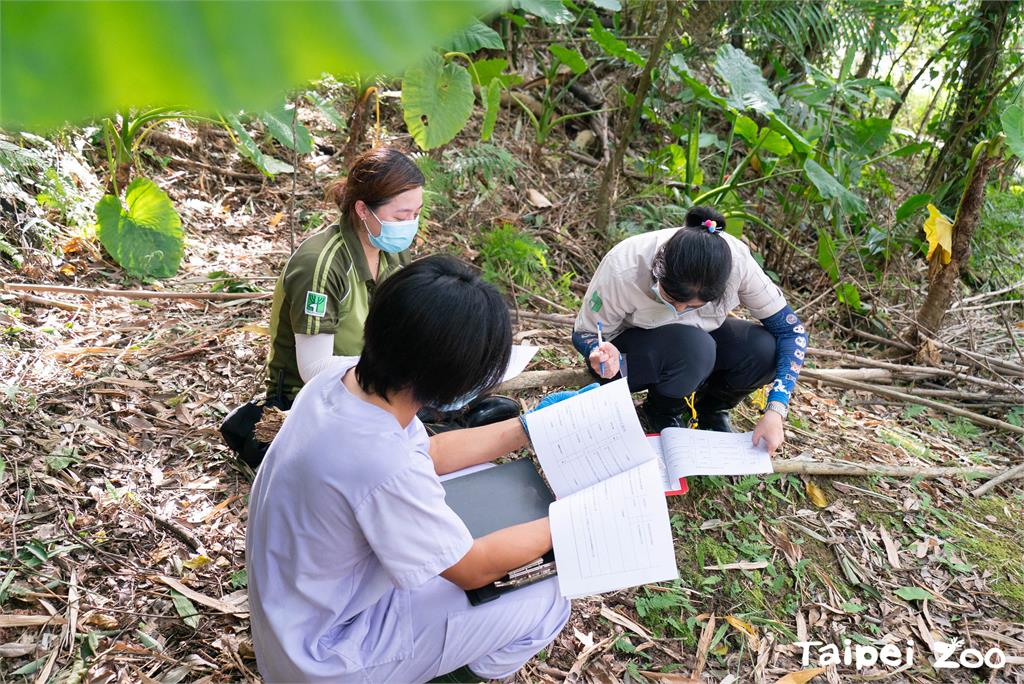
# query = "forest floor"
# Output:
<box><xmin>2</xmin><ymin>107</ymin><xmax>1024</xmax><ymax>684</ymax></box>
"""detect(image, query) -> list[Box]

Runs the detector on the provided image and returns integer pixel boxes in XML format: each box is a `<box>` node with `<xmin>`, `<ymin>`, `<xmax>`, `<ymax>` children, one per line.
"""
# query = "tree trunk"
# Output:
<box><xmin>924</xmin><ymin>0</ymin><xmax>1017</xmax><ymax>201</ymax></box>
<box><xmin>592</xmin><ymin>1</ymin><xmax>679</xmax><ymax>236</ymax></box>
<box><xmin>916</xmin><ymin>137</ymin><xmax>1004</xmax><ymax>339</ymax></box>
<box><xmin>341</xmin><ymin>86</ymin><xmax>376</xmax><ymax>168</ymax></box>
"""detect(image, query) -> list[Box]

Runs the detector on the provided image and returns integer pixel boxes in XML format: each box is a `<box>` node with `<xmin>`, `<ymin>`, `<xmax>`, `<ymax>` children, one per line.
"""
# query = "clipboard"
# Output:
<box><xmin>441</xmin><ymin>459</ymin><xmax>556</xmax><ymax>605</ymax></box>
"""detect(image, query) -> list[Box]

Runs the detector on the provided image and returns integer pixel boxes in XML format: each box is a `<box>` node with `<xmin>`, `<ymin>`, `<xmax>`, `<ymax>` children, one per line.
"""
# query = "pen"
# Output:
<box><xmin>596</xmin><ymin>320</ymin><xmax>605</xmax><ymax>376</ymax></box>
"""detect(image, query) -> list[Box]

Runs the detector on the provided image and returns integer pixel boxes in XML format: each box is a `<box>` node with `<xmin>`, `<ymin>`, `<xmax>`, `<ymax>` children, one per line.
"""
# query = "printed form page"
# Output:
<box><xmin>524</xmin><ymin>379</ymin><xmax>655</xmax><ymax>498</ymax></box>
<box><xmin>549</xmin><ymin>459</ymin><xmax>678</xmax><ymax>598</ymax></box>
<box><xmin>660</xmin><ymin>427</ymin><xmax>774</xmax><ymax>478</ymax></box>
<box><xmin>645</xmin><ymin>435</ymin><xmax>680</xmax><ymax>492</ymax></box>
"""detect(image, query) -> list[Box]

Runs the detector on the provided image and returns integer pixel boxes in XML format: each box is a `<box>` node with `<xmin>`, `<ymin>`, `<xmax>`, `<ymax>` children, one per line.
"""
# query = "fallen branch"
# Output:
<box><xmin>927</xmin><ymin>336</ymin><xmax>1024</xmax><ymax>377</ymax></box>
<box><xmin>152</xmin><ymin>514</ymin><xmax>203</xmax><ymax>552</ymax></box>
<box><xmin>971</xmin><ymin>461</ymin><xmax>1024</xmax><ymax>497</ymax></box>
<box><xmin>800</xmin><ymin>368</ymin><xmax>1024</xmax><ymax>436</ymax></box>
<box><xmin>3</xmin><ymin>282</ymin><xmax>270</xmax><ymax>301</ymax></box>
<box><xmin>6</xmin><ymin>291</ymin><xmax>86</xmax><ymax>312</ymax></box>
<box><xmin>510</xmin><ymin>309</ymin><xmax>574</xmax><ymax>325</ymax></box>
<box><xmin>498</xmin><ymin>369</ymin><xmax>591</xmax><ymax>392</ymax></box>
<box><xmin>772</xmin><ymin>459</ymin><xmax>1010</xmax><ymax>480</ymax></box>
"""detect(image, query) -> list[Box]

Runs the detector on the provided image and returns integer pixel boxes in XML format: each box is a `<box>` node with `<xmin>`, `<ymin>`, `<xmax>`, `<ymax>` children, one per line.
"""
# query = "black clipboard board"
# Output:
<box><xmin>442</xmin><ymin>459</ymin><xmax>556</xmax><ymax>605</ymax></box>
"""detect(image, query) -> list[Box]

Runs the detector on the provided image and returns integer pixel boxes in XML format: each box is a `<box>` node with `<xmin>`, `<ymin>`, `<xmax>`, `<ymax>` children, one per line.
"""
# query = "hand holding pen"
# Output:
<box><xmin>588</xmin><ymin>321</ymin><xmax>621</xmax><ymax>379</ymax></box>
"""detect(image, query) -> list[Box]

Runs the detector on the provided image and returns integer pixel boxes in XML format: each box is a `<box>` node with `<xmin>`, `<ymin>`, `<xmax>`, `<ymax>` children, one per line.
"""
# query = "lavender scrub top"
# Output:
<box><xmin>245</xmin><ymin>357</ymin><xmax>474</xmax><ymax>683</ymax></box>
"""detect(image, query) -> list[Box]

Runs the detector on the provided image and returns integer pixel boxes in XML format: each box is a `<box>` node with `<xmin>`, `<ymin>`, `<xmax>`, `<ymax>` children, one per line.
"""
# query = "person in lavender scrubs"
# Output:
<box><xmin>245</xmin><ymin>255</ymin><xmax>570</xmax><ymax>683</ymax></box>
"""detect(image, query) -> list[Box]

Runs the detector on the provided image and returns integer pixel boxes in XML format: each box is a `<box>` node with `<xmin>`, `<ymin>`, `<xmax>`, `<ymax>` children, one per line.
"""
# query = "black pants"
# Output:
<box><xmin>610</xmin><ymin>319</ymin><xmax>776</xmax><ymax>402</ymax></box>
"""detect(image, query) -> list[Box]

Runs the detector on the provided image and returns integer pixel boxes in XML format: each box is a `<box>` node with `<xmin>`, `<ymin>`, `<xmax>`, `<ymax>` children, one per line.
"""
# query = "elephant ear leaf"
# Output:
<box><xmin>96</xmin><ymin>177</ymin><xmax>184</xmax><ymax>280</ymax></box>
<box><xmin>402</xmin><ymin>53</ymin><xmax>475</xmax><ymax>150</ymax></box>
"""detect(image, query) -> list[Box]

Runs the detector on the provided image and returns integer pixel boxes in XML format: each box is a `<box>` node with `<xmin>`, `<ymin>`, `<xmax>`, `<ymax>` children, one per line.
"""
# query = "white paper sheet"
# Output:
<box><xmin>550</xmin><ymin>460</ymin><xmax>678</xmax><ymax>598</ymax></box>
<box><xmin>659</xmin><ymin>427</ymin><xmax>774</xmax><ymax>477</ymax></box>
<box><xmin>501</xmin><ymin>344</ymin><xmax>539</xmax><ymax>382</ymax></box>
<box><xmin>645</xmin><ymin>435</ymin><xmax>681</xmax><ymax>492</ymax></box>
<box><xmin>524</xmin><ymin>379</ymin><xmax>655</xmax><ymax>498</ymax></box>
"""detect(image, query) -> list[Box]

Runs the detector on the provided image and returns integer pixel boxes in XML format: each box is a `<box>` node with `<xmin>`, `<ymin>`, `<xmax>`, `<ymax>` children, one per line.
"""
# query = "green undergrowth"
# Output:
<box><xmin>944</xmin><ymin>495</ymin><xmax>1024</xmax><ymax>616</ymax></box>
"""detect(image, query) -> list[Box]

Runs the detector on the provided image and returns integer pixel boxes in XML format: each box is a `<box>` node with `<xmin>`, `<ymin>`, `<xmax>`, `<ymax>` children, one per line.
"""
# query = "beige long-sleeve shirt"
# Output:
<box><xmin>574</xmin><ymin>228</ymin><xmax>787</xmax><ymax>340</ymax></box>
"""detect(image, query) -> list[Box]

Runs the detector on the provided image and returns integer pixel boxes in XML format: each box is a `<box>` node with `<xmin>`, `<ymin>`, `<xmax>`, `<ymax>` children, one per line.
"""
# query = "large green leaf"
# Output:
<box><xmin>549</xmin><ymin>44</ymin><xmax>588</xmax><ymax>75</ymax></box>
<box><xmin>804</xmin><ymin>158</ymin><xmax>866</xmax><ymax>216</ymax></box>
<box><xmin>402</xmin><ymin>53</ymin><xmax>476</xmax><ymax>150</ymax></box>
<box><xmin>444</xmin><ymin>19</ymin><xmax>504</xmax><ymax>53</ymax></box>
<box><xmin>259</xmin><ymin>102</ymin><xmax>314</xmax><ymax>154</ymax></box>
<box><xmin>511</xmin><ymin>0</ymin><xmax>574</xmax><ymax>24</ymax></box>
<box><xmin>471</xmin><ymin>58</ymin><xmax>510</xmax><ymax>86</ymax></box>
<box><xmin>590</xmin><ymin>18</ymin><xmax>644</xmax><ymax>67</ymax></box>
<box><xmin>95</xmin><ymin>177</ymin><xmax>184</xmax><ymax>280</ymax></box>
<box><xmin>1001</xmin><ymin>104</ymin><xmax>1024</xmax><ymax>160</ymax></box>
<box><xmin>816</xmin><ymin>228</ymin><xmax>839</xmax><ymax>282</ymax></box>
<box><xmin>839</xmin><ymin>117</ymin><xmax>892</xmax><ymax>157</ymax></box>
<box><xmin>226</xmin><ymin>114</ymin><xmax>294</xmax><ymax>176</ymax></box>
<box><xmin>2</xmin><ymin>1</ymin><xmax>497</xmax><ymax>129</ymax></box>
<box><xmin>481</xmin><ymin>80</ymin><xmax>502</xmax><ymax>142</ymax></box>
<box><xmin>734</xmin><ymin>115</ymin><xmax>791</xmax><ymax>156</ymax></box>
<box><xmin>714</xmin><ymin>45</ymin><xmax>780</xmax><ymax>115</ymax></box>
<box><xmin>768</xmin><ymin>115</ymin><xmax>813</xmax><ymax>156</ymax></box>
<box><xmin>836</xmin><ymin>281</ymin><xmax>865</xmax><ymax>312</ymax></box>
<box><xmin>305</xmin><ymin>92</ymin><xmax>346</xmax><ymax>131</ymax></box>
<box><xmin>895</xmin><ymin>193</ymin><xmax>932</xmax><ymax>222</ymax></box>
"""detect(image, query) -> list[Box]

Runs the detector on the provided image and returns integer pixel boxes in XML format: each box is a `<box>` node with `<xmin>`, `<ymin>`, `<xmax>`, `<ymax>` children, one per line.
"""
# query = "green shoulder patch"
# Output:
<box><xmin>589</xmin><ymin>291</ymin><xmax>603</xmax><ymax>313</ymax></box>
<box><xmin>304</xmin><ymin>291</ymin><xmax>328</xmax><ymax>317</ymax></box>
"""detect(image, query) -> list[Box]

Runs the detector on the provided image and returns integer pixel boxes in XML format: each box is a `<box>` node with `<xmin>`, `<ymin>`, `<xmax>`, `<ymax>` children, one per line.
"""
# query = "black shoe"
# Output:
<box><xmin>696</xmin><ymin>409</ymin><xmax>735</xmax><ymax>432</ymax></box>
<box><xmin>639</xmin><ymin>391</ymin><xmax>688</xmax><ymax>434</ymax></box>
<box><xmin>463</xmin><ymin>395</ymin><xmax>520</xmax><ymax>428</ymax></box>
<box><xmin>220</xmin><ymin>400</ymin><xmax>264</xmax><ymax>453</ymax></box>
<box><xmin>239</xmin><ymin>436</ymin><xmax>270</xmax><ymax>470</ymax></box>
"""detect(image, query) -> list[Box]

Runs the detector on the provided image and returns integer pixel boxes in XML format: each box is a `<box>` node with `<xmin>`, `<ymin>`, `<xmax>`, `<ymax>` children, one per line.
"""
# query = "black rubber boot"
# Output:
<box><xmin>694</xmin><ymin>387</ymin><xmax>752</xmax><ymax>433</ymax></box>
<box><xmin>462</xmin><ymin>395</ymin><xmax>521</xmax><ymax>427</ymax></box>
<box><xmin>639</xmin><ymin>391</ymin><xmax>688</xmax><ymax>434</ymax></box>
<box><xmin>418</xmin><ymin>395</ymin><xmax>521</xmax><ymax>435</ymax></box>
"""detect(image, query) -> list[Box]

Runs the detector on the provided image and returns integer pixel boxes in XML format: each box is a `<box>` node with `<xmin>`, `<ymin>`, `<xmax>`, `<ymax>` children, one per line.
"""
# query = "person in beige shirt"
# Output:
<box><xmin>572</xmin><ymin>206</ymin><xmax>808</xmax><ymax>453</ymax></box>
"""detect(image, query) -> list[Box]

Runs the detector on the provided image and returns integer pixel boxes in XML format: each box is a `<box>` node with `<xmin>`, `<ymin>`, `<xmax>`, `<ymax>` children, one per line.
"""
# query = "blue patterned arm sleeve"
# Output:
<box><xmin>759</xmin><ymin>304</ymin><xmax>808</xmax><ymax>406</ymax></box>
<box><xmin>572</xmin><ymin>329</ymin><xmax>600</xmax><ymax>359</ymax></box>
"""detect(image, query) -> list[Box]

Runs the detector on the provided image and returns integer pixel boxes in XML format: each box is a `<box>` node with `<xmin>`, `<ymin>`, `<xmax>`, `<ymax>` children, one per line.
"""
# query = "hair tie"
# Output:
<box><xmin>703</xmin><ymin>219</ymin><xmax>719</xmax><ymax>233</ymax></box>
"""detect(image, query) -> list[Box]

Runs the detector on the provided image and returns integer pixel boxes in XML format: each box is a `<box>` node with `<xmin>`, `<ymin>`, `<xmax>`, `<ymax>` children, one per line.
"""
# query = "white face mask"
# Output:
<box><xmin>651</xmin><ymin>281</ymin><xmax>688</xmax><ymax>319</ymax></box>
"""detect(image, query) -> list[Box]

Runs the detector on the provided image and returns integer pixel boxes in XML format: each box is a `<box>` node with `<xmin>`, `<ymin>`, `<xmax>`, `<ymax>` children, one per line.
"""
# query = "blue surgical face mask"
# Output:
<box><xmin>364</xmin><ymin>208</ymin><xmax>418</xmax><ymax>253</ymax></box>
<box><xmin>651</xmin><ymin>281</ymin><xmax>687</xmax><ymax>319</ymax></box>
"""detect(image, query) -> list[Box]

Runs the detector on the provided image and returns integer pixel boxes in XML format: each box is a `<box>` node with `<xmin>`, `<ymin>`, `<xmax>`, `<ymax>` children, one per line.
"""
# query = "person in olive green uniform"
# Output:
<box><xmin>265</xmin><ymin>148</ymin><xmax>422</xmax><ymax>407</ymax></box>
<box><xmin>221</xmin><ymin>148</ymin><xmax>519</xmax><ymax>469</ymax></box>
<box><xmin>264</xmin><ymin>189</ymin><xmax>411</xmax><ymax>406</ymax></box>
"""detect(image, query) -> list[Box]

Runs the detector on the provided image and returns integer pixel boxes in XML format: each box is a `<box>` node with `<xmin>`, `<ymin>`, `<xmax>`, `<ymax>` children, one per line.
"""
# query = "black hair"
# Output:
<box><xmin>355</xmin><ymin>255</ymin><xmax>512</xmax><ymax>406</ymax></box>
<box><xmin>651</xmin><ymin>205</ymin><xmax>732</xmax><ymax>303</ymax></box>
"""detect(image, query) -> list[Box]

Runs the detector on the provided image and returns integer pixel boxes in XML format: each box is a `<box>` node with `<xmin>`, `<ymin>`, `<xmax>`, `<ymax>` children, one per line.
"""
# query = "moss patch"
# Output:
<box><xmin>945</xmin><ymin>495</ymin><xmax>1024</xmax><ymax>616</ymax></box>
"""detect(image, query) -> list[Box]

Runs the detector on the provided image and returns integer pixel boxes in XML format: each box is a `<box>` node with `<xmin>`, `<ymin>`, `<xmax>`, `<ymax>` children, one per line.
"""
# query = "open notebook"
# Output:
<box><xmin>523</xmin><ymin>379</ymin><xmax>679</xmax><ymax>598</ymax></box>
<box><xmin>647</xmin><ymin>427</ymin><xmax>773</xmax><ymax>492</ymax></box>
